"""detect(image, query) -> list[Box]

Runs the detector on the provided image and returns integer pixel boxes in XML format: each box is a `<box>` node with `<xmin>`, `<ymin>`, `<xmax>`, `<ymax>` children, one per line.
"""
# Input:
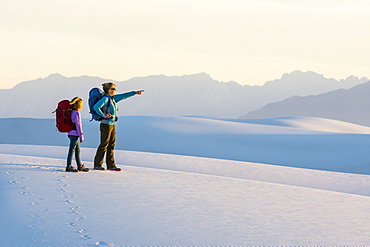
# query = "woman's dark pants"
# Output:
<box><xmin>94</xmin><ymin>123</ymin><xmax>116</xmax><ymax>169</ymax></box>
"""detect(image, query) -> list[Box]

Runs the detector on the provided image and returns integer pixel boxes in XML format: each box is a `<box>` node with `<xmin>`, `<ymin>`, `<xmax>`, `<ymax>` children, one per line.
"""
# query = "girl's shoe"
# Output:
<box><xmin>66</xmin><ymin>166</ymin><xmax>78</xmax><ymax>172</ymax></box>
<box><xmin>78</xmin><ymin>165</ymin><xmax>89</xmax><ymax>172</ymax></box>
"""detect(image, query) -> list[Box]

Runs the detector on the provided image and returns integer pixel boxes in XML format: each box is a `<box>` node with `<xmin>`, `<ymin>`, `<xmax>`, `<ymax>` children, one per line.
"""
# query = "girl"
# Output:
<box><xmin>66</xmin><ymin>97</ymin><xmax>89</xmax><ymax>172</ymax></box>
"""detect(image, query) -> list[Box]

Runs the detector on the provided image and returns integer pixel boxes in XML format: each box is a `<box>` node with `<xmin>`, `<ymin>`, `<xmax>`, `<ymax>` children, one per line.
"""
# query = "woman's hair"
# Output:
<box><xmin>70</xmin><ymin>97</ymin><xmax>83</xmax><ymax>110</ymax></box>
<box><xmin>102</xmin><ymin>82</ymin><xmax>116</xmax><ymax>94</ymax></box>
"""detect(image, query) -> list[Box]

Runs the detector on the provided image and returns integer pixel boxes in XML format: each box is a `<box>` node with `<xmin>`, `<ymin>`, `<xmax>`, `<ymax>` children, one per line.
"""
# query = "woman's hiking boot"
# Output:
<box><xmin>108</xmin><ymin>167</ymin><xmax>121</xmax><ymax>171</ymax></box>
<box><xmin>93</xmin><ymin>167</ymin><xmax>105</xmax><ymax>171</ymax></box>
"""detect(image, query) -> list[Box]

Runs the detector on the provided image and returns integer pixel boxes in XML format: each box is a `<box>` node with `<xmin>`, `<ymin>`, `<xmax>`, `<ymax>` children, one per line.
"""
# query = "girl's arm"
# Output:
<box><xmin>73</xmin><ymin>111</ymin><xmax>84</xmax><ymax>142</ymax></box>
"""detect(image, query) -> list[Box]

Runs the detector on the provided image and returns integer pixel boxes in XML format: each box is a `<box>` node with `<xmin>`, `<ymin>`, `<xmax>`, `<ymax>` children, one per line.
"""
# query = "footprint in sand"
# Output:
<box><xmin>62</xmin><ymin>194</ymin><xmax>74</xmax><ymax>199</ymax></box>
<box><xmin>81</xmin><ymin>234</ymin><xmax>93</xmax><ymax>240</ymax></box>
<box><xmin>28</xmin><ymin>224</ymin><xmax>45</xmax><ymax>238</ymax></box>
<box><xmin>17</xmin><ymin>185</ymin><xmax>31</xmax><ymax>196</ymax></box>
<box><xmin>30</xmin><ymin>201</ymin><xmax>40</xmax><ymax>206</ymax></box>
<box><xmin>29</xmin><ymin>213</ymin><xmax>46</xmax><ymax>224</ymax></box>
<box><xmin>67</xmin><ymin>222</ymin><xmax>76</xmax><ymax>227</ymax></box>
<box><xmin>74</xmin><ymin>216</ymin><xmax>85</xmax><ymax>221</ymax></box>
<box><xmin>95</xmin><ymin>241</ymin><xmax>115</xmax><ymax>246</ymax></box>
<box><xmin>40</xmin><ymin>208</ymin><xmax>49</xmax><ymax>213</ymax></box>
<box><xmin>78</xmin><ymin>229</ymin><xmax>93</xmax><ymax>240</ymax></box>
<box><xmin>55</xmin><ymin>178</ymin><xmax>93</xmax><ymax>242</ymax></box>
<box><xmin>28</xmin><ymin>224</ymin><xmax>38</xmax><ymax>229</ymax></box>
<box><xmin>29</xmin><ymin>213</ymin><xmax>40</xmax><ymax>218</ymax></box>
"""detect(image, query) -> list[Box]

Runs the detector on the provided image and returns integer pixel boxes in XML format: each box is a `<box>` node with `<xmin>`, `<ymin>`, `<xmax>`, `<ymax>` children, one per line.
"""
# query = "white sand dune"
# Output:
<box><xmin>1</xmin><ymin>116</ymin><xmax>370</xmax><ymax>246</ymax></box>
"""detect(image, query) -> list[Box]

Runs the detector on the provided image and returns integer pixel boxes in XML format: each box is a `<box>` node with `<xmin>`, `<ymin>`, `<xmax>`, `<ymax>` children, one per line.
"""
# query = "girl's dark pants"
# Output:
<box><xmin>67</xmin><ymin>135</ymin><xmax>82</xmax><ymax>168</ymax></box>
<box><xmin>94</xmin><ymin>123</ymin><xmax>116</xmax><ymax>169</ymax></box>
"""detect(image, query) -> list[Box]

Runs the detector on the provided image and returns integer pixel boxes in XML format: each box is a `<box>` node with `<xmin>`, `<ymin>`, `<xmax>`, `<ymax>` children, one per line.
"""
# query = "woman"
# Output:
<box><xmin>93</xmin><ymin>82</ymin><xmax>143</xmax><ymax>171</ymax></box>
<box><xmin>66</xmin><ymin>97</ymin><xmax>89</xmax><ymax>172</ymax></box>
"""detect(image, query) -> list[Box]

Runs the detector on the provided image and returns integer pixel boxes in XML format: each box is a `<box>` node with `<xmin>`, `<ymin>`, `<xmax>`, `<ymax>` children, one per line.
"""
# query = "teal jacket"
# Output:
<box><xmin>93</xmin><ymin>91</ymin><xmax>136</xmax><ymax>125</ymax></box>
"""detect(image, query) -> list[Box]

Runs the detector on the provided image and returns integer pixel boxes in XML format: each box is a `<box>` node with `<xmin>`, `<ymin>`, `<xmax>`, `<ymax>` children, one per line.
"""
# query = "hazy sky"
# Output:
<box><xmin>1</xmin><ymin>0</ymin><xmax>369</xmax><ymax>88</ymax></box>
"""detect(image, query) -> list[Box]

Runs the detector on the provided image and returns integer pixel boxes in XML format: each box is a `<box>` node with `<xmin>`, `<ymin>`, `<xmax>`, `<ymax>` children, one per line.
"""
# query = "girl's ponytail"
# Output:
<box><xmin>70</xmin><ymin>97</ymin><xmax>83</xmax><ymax>110</ymax></box>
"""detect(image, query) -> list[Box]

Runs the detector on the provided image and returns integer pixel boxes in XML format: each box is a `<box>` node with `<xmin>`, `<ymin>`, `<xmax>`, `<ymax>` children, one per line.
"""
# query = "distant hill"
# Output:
<box><xmin>242</xmin><ymin>80</ymin><xmax>370</xmax><ymax>126</ymax></box>
<box><xmin>0</xmin><ymin>71</ymin><xmax>367</xmax><ymax>118</ymax></box>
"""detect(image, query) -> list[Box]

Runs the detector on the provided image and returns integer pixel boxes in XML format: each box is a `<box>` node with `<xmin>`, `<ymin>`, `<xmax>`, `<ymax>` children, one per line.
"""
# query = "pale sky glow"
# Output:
<box><xmin>1</xmin><ymin>0</ymin><xmax>369</xmax><ymax>88</ymax></box>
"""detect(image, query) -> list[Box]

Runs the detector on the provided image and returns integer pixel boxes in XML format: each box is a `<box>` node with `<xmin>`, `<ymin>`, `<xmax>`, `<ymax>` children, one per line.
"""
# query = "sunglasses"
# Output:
<box><xmin>109</xmin><ymin>88</ymin><xmax>116</xmax><ymax>91</ymax></box>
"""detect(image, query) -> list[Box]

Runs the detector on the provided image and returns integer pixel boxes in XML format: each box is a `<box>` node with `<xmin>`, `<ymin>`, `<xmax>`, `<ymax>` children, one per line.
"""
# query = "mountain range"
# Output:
<box><xmin>243</xmin><ymin>80</ymin><xmax>370</xmax><ymax>126</ymax></box>
<box><xmin>0</xmin><ymin>70</ymin><xmax>368</xmax><ymax>120</ymax></box>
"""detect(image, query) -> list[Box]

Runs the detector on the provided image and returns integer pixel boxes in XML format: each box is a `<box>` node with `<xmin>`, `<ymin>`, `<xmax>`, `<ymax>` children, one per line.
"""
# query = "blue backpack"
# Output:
<box><xmin>88</xmin><ymin>88</ymin><xmax>111</xmax><ymax>121</ymax></box>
